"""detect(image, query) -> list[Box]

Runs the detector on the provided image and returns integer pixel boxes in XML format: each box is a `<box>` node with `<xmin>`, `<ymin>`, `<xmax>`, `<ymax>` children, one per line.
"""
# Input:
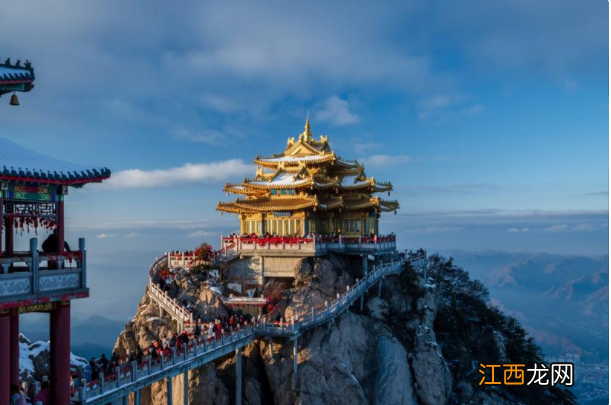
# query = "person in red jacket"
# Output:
<box><xmin>33</xmin><ymin>381</ymin><xmax>50</xmax><ymax>405</ymax></box>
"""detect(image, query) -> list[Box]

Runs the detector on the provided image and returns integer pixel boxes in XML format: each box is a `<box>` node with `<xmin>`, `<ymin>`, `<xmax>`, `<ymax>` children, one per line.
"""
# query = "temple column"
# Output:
<box><xmin>0</xmin><ymin>310</ymin><xmax>10</xmax><ymax>403</ymax></box>
<box><xmin>10</xmin><ymin>313</ymin><xmax>19</xmax><ymax>386</ymax></box>
<box><xmin>0</xmin><ymin>197</ymin><xmax>3</xmax><ymax>256</ymax></box>
<box><xmin>57</xmin><ymin>200</ymin><xmax>65</xmax><ymax>253</ymax></box>
<box><xmin>5</xmin><ymin>214</ymin><xmax>13</xmax><ymax>255</ymax></box>
<box><xmin>50</xmin><ymin>301</ymin><xmax>71</xmax><ymax>405</ymax></box>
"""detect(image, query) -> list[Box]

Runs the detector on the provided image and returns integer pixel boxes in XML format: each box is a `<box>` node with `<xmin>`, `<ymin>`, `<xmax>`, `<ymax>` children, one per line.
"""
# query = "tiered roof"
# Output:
<box><xmin>0</xmin><ymin>58</ymin><xmax>35</xmax><ymax>96</ymax></box>
<box><xmin>0</xmin><ymin>138</ymin><xmax>111</xmax><ymax>186</ymax></box>
<box><xmin>217</xmin><ymin>119</ymin><xmax>399</xmax><ymax>214</ymax></box>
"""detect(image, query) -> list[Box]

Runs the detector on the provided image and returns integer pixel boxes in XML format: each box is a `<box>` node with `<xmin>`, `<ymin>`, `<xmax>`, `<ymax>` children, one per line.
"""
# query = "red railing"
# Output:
<box><xmin>223</xmin><ymin>235</ymin><xmax>313</xmax><ymax>247</ymax></box>
<box><xmin>221</xmin><ymin>234</ymin><xmax>396</xmax><ymax>247</ymax></box>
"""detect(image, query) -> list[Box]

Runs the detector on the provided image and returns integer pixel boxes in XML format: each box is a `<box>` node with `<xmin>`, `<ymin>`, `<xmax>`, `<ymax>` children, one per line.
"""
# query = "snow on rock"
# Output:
<box><xmin>19</xmin><ymin>334</ymin><xmax>87</xmax><ymax>384</ymax></box>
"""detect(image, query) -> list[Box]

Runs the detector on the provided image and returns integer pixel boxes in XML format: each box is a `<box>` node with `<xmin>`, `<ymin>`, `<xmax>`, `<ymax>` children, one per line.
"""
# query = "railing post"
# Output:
<box><xmin>148</xmin><ymin>355</ymin><xmax>152</xmax><ymax>374</ymax></box>
<box><xmin>172</xmin><ymin>347</ymin><xmax>177</xmax><ymax>365</ymax></box>
<box><xmin>79</xmin><ymin>238</ymin><xmax>87</xmax><ymax>289</ymax></box>
<box><xmin>30</xmin><ymin>238</ymin><xmax>39</xmax><ymax>294</ymax></box>
<box><xmin>132</xmin><ymin>360</ymin><xmax>138</xmax><ymax>382</ymax></box>
<box><xmin>100</xmin><ymin>372</ymin><xmax>105</xmax><ymax>393</ymax></box>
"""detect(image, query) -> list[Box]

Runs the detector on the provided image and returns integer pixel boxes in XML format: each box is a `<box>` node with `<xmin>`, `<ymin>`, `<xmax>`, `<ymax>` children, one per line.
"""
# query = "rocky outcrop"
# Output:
<box><xmin>19</xmin><ymin>334</ymin><xmax>88</xmax><ymax>385</ymax></box>
<box><xmin>113</xmin><ymin>253</ymin><xmax>556</xmax><ymax>405</ymax></box>
<box><xmin>410</xmin><ymin>326</ymin><xmax>452</xmax><ymax>405</ymax></box>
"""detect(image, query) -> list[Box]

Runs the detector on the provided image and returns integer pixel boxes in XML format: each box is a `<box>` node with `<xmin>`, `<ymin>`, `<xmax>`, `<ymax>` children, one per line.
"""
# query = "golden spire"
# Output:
<box><xmin>304</xmin><ymin>111</ymin><xmax>312</xmax><ymax>142</ymax></box>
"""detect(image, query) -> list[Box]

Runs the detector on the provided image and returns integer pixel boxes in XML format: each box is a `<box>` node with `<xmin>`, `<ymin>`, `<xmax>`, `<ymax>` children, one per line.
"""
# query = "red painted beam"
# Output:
<box><xmin>0</xmin><ymin>291</ymin><xmax>89</xmax><ymax>310</ymax></box>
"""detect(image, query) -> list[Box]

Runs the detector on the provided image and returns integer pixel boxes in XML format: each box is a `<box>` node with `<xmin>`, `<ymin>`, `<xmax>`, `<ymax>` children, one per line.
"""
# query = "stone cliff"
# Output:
<box><xmin>113</xmin><ymin>254</ymin><xmax>576</xmax><ymax>405</ymax></box>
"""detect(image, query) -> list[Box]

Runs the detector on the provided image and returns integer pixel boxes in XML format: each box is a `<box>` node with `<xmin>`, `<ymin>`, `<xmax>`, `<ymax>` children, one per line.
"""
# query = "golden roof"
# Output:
<box><xmin>217</xmin><ymin>119</ymin><xmax>400</xmax><ymax>214</ymax></box>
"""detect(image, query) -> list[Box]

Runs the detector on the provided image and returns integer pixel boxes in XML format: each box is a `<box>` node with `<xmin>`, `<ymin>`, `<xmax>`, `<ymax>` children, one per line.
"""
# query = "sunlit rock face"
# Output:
<box><xmin>114</xmin><ymin>255</ymin><xmax>549</xmax><ymax>405</ymax></box>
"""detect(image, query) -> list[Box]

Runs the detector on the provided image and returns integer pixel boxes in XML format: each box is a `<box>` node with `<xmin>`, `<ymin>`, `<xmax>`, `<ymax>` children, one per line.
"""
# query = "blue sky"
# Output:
<box><xmin>1</xmin><ymin>1</ymin><xmax>608</xmax><ymax>320</ymax></box>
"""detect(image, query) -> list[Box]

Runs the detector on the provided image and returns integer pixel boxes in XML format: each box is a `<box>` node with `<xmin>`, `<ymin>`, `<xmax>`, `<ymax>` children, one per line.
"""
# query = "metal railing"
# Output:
<box><xmin>85</xmin><ymin>257</ymin><xmax>404</xmax><ymax>404</ymax></box>
<box><xmin>84</xmin><ymin>259</ymin><xmax>404</xmax><ymax>403</ymax></box>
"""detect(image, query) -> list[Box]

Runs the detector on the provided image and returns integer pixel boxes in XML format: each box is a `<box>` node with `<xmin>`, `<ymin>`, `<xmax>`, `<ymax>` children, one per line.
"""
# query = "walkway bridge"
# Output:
<box><xmin>81</xmin><ymin>259</ymin><xmax>408</xmax><ymax>405</ymax></box>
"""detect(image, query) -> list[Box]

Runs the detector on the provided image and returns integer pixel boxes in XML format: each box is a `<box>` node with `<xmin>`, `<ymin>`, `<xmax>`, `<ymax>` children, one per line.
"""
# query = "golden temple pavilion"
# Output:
<box><xmin>217</xmin><ymin>119</ymin><xmax>399</xmax><ymax>237</ymax></box>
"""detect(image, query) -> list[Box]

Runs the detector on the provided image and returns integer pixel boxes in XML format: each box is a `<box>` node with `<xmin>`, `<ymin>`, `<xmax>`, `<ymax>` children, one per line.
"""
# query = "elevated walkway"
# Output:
<box><xmin>82</xmin><ymin>260</ymin><xmax>406</xmax><ymax>405</ymax></box>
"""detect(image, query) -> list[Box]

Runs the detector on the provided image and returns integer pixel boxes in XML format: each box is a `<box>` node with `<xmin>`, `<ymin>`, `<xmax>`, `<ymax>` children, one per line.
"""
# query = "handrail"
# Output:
<box><xmin>147</xmin><ymin>279</ymin><xmax>193</xmax><ymax>331</ymax></box>
<box><xmin>84</xmin><ymin>259</ymin><xmax>404</xmax><ymax>404</ymax></box>
<box><xmin>219</xmin><ymin>234</ymin><xmax>397</xmax><ymax>256</ymax></box>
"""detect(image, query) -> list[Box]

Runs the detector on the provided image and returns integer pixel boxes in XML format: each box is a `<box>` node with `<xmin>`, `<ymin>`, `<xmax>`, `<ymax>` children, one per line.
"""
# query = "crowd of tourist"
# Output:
<box><xmin>9</xmin><ymin>380</ymin><xmax>50</xmax><ymax>405</ymax></box>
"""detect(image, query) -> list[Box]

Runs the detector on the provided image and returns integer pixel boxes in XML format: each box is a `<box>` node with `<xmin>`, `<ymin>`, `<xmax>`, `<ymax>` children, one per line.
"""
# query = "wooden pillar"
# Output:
<box><xmin>5</xmin><ymin>214</ymin><xmax>13</xmax><ymax>255</ymax></box>
<box><xmin>0</xmin><ymin>197</ymin><xmax>3</xmax><ymax>256</ymax></box>
<box><xmin>0</xmin><ymin>310</ymin><xmax>10</xmax><ymax>403</ymax></box>
<box><xmin>57</xmin><ymin>201</ymin><xmax>65</xmax><ymax>253</ymax></box>
<box><xmin>50</xmin><ymin>301</ymin><xmax>71</xmax><ymax>405</ymax></box>
<box><xmin>235</xmin><ymin>349</ymin><xmax>242</xmax><ymax>405</ymax></box>
<box><xmin>167</xmin><ymin>376</ymin><xmax>173</xmax><ymax>405</ymax></box>
<box><xmin>9</xmin><ymin>313</ymin><xmax>19</xmax><ymax>386</ymax></box>
<box><xmin>361</xmin><ymin>255</ymin><xmax>368</xmax><ymax>276</ymax></box>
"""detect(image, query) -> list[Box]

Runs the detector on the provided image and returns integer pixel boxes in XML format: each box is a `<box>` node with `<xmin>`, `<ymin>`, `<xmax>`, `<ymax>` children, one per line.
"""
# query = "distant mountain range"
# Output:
<box><xmin>20</xmin><ymin>314</ymin><xmax>126</xmax><ymax>361</ymax></box>
<box><xmin>447</xmin><ymin>251</ymin><xmax>608</xmax><ymax>363</ymax></box>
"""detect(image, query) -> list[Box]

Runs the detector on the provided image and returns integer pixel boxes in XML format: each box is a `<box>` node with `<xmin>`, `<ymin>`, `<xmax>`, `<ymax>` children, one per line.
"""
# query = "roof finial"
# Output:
<box><xmin>304</xmin><ymin>111</ymin><xmax>312</xmax><ymax>141</ymax></box>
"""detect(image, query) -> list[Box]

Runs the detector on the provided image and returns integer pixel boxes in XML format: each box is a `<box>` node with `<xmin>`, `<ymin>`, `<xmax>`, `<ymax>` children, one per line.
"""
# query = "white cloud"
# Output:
<box><xmin>125</xmin><ymin>232</ymin><xmax>138</xmax><ymax>238</ymax></box>
<box><xmin>463</xmin><ymin>104</ymin><xmax>485</xmax><ymax>115</ymax></box>
<box><xmin>541</xmin><ymin>224</ymin><xmax>570</xmax><ymax>232</ymax></box>
<box><xmin>506</xmin><ymin>228</ymin><xmax>529</xmax><ymax>232</ymax></box>
<box><xmin>200</xmin><ymin>94</ymin><xmax>239</xmax><ymax>114</ymax></box>
<box><xmin>352</xmin><ymin>142</ymin><xmax>381</xmax><ymax>155</ymax></box>
<box><xmin>105</xmin><ymin>159</ymin><xmax>251</xmax><ymax>189</ymax></box>
<box><xmin>315</xmin><ymin>96</ymin><xmax>360</xmax><ymax>126</ymax></box>
<box><xmin>571</xmin><ymin>223</ymin><xmax>597</xmax><ymax>232</ymax></box>
<box><xmin>188</xmin><ymin>230</ymin><xmax>215</xmax><ymax>238</ymax></box>
<box><xmin>360</xmin><ymin>154</ymin><xmax>413</xmax><ymax>167</ymax></box>
<box><xmin>173</xmin><ymin>128</ymin><xmax>225</xmax><ymax>145</ymax></box>
<box><xmin>419</xmin><ymin>94</ymin><xmax>460</xmax><ymax>110</ymax></box>
<box><xmin>96</xmin><ymin>233</ymin><xmax>114</xmax><ymax>239</ymax></box>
